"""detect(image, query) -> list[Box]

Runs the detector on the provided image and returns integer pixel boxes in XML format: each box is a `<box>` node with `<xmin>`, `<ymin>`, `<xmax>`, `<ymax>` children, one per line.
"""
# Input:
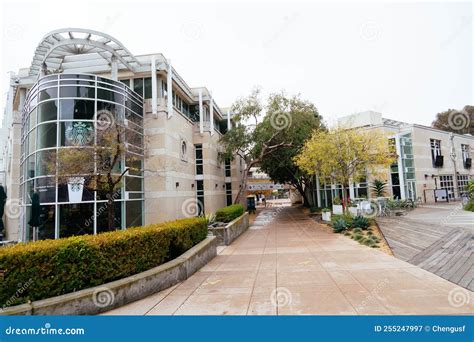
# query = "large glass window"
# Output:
<box><xmin>59</xmin><ymin>203</ymin><xmax>94</xmax><ymax>238</ymax></box>
<box><xmin>144</xmin><ymin>77</ymin><xmax>152</xmax><ymax>99</ymax></box>
<box><xmin>60</xmin><ymin>121</ymin><xmax>94</xmax><ymax>146</ymax></box>
<box><xmin>60</xmin><ymin>99</ymin><xmax>94</xmax><ymax>120</ymax></box>
<box><xmin>22</xmin><ymin>73</ymin><xmax>144</xmax><ymax>241</ymax></box>
<box><xmin>36</xmin><ymin>150</ymin><xmax>56</xmax><ymax>177</ymax></box>
<box><xmin>126</xmin><ymin>200</ymin><xmax>143</xmax><ymax>227</ymax></box>
<box><xmin>37</xmin><ymin>204</ymin><xmax>56</xmax><ymax>240</ymax></box>
<box><xmin>39</xmin><ymin>88</ymin><xmax>58</xmax><ymax>101</ymax></box>
<box><xmin>60</xmin><ymin>86</ymin><xmax>95</xmax><ymax>99</ymax></box>
<box><xmin>37</xmin><ymin>177</ymin><xmax>56</xmax><ymax>204</ymax></box>
<box><xmin>133</xmin><ymin>78</ymin><xmax>144</xmax><ymax>97</ymax></box>
<box><xmin>37</xmin><ymin>100</ymin><xmax>58</xmax><ymax>123</ymax></box>
<box><xmin>98</xmin><ymin>88</ymin><xmax>124</xmax><ymax>104</ymax></box>
<box><xmin>96</xmin><ymin>201</ymin><xmax>122</xmax><ymax>233</ymax></box>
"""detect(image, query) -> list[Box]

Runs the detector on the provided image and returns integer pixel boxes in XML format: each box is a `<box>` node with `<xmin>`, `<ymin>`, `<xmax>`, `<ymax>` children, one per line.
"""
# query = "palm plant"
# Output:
<box><xmin>370</xmin><ymin>179</ymin><xmax>388</xmax><ymax>197</ymax></box>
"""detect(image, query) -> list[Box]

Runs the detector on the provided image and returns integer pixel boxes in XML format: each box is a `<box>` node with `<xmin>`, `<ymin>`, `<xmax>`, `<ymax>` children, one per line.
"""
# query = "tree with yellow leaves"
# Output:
<box><xmin>294</xmin><ymin>127</ymin><xmax>396</xmax><ymax>209</ymax></box>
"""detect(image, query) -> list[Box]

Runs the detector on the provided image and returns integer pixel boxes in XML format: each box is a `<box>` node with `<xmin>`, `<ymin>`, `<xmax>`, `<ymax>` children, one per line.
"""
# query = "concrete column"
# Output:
<box><xmin>227</xmin><ymin>109</ymin><xmax>231</xmax><ymax>130</ymax></box>
<box><xmin>209</xmin><ymin>93</ymin><xmax>214</xmax><ymax>136</ymax></box>
<box><xmin>111</xmin><ymin>56</ymin><xmax>118</xmax><ymax>81</ymax></box>
<box><xmin>316</xmin><ymin>174</ymin><xmax>321</xmax><ymax>207</ymax></box>
<box><xmin>167</xmin><ymin>59</ymin><xmax>173</xmax><ymax>118</ymax></box>
<box><xmin>150</xmin><ymin>56</ymin><xmax>158</xmax><ymax>116</ymax></box>
<box><xmin>349</xmin><ymin>178</ymin><xmax>355</xmax><ymax>199</ymax></box>
<box><xmin>199</xmin><ymin>89</ymin><xmax>204</xmax><ymax>134</ymax></box>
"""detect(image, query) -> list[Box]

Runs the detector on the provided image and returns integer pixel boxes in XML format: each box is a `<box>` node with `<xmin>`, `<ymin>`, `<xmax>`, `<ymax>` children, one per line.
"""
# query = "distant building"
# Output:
<box><xmin>309</xmin><ymin>111</ymin><xmax>473</xmax><ymax>207</ymax></box>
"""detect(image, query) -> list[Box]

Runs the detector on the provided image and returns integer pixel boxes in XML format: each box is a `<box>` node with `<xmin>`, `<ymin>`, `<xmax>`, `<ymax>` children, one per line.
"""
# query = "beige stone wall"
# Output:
<box><xmin>361</xmin><ymin>125</ymin><xmax>473</xmax><ymax>202</ymax></box>
<box><xmin>410</xmin><ymin>127</ymin><xmax>473</xmax><ymax>201</ymax></box>
<box><xmin>143</xmin><ymin>99</ymin><xmax>245</xmax><ymax>225</ymax></box>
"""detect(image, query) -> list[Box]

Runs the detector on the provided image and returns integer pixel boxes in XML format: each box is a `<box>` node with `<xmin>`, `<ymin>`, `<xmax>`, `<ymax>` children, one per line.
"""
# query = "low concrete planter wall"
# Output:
<box><xmin>209</xmin><ymin>212</ymin><xmax>249</xmax><ymax>246</ymax></box>
<box><xmin>1</xmin><ymin>236</ymin><xmax>217</xmax><ymax>316</ymax></box>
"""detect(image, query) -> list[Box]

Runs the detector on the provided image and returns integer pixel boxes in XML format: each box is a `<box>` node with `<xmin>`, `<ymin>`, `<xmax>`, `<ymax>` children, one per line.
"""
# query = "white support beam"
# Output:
<box><xmin>227</xmin><ymin>109</ymin><xmax>231</xmax><ymax>130</ymax></box>
<box><xmin>209</xmin><ymin>93</ymin><xmax>214</xmax><ymax>136</ymax></box>
<box><xmin>199</xmin><ymin>89</ymin><xmax>204</xmax><ymax>134</ymax></box>
<box><xmin>110</xmin><ymin>56</ymin><xmax>118</xmax><ymax>80</ymax></box>
<box><xmin>167</xmin><ymin>59</ymin><xmax>173</xmax><ymax>118</ymax></box>
<box><xmin>151</xmin><ymin>55</ymin><xmax>158</xmax><ymax>116</ymax></box>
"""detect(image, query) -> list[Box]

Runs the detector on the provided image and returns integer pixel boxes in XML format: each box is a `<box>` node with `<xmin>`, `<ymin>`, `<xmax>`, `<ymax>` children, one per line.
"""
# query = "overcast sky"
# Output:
<box><xmin>1</xmin><ymin>0</ymin><xmax>472</xmax><ymax>126</ymax></box>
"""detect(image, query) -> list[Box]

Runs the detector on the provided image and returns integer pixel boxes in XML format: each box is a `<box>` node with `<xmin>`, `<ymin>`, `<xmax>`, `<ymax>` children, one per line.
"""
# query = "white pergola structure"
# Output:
<box><xmin>28</xmin><ymin>28</ymin><xmax>142</xmax><ymax>80</ymax></box>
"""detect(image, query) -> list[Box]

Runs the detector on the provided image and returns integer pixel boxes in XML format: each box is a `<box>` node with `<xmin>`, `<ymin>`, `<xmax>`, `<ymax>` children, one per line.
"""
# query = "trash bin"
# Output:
<box><xmin>246</xmin><ymin>195</ymin><xmax>256</xmax><ymax>214</ymax></box>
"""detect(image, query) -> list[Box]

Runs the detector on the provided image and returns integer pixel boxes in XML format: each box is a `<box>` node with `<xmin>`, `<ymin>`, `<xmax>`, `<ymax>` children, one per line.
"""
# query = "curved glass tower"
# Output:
<box><xmin>20</xmin><ymin>73</ymin><xmax>144</xmax><ymax>241</ymax></box>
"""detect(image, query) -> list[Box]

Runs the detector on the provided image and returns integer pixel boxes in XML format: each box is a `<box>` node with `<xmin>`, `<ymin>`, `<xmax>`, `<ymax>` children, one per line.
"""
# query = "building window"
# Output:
<box><xmin>196</xmin><ymin>180</ymin><xmax>205</xmax><ymax>215</ymax></box>
<box><xmin>225</xmin><ymin>158</ymin><xmax>231</xmax><ymax>177</ymax></box>
<box><xmin>133</xmin><ymin>78</ymin><xmax>143</xmax><ymax>97</ymax></box>
<box><xmin>180</xmin><ymin>140</ymin><xmax>187</xmax><ymax>161</ymax></box>
<box><xmin>461</xmin><ymin>144</ymin><xmax>471</xmax><ymax>169</ymax></box>
<box><xmin>226</xmin><ymin>182</ymin><xmax>233</xmax><ymax>206</ymax></box>
<box><xmin>457</xmin><ymin>174</ymin><xmax>470</xmax><ymax>197</ymax></box>
<box><xmin>20</xmin><ymin>73</ymin><xmax>144</xmax><ymax>241</ymax></box>
<box><xmin>195</xmin><ymin>144</ymin><xmax>203</xmax><ymax>175</ymax></box>
<box><xmin>439</xmin><ymin>175</ymin><xmax>455</xmax><ymax>199</ymax></box>
<box><xmin>430</xmin><ymin>139</ymin><xmax>443</xmax><ymax>167</ymax></box>
<box><xmin>144</xmin><ymin>77</ymin><xmax>152</xmax><ymax>99</ymax></box>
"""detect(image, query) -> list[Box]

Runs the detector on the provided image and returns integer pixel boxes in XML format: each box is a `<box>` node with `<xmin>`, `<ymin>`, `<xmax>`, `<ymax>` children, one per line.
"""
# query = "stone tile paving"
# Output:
<box><xmin>104</xmin><ymin>206</ymin><xmax>473</xmax><ymax>315</ymax></box>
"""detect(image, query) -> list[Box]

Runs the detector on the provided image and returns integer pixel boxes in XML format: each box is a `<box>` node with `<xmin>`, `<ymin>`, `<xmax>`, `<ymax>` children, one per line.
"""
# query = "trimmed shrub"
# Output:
<box><xmin>333</xmin><ymin>219</ymin><xmax>348</xmax><ymax>233</ymax></box>
<box><xmin>353</xmin><ymin>215</ymin><xmax>370</xmax><ymax>230</ymax></box>
<box><xmin>0</xmin><ymin>217</ymin><xmax>208</xmax><ymax>307</ymax></box>
<box><xmin>331</xmin><ymin>214</ymin><xmax>354</xmax><ymax>228</ymax></box>
<box><xmin>464</xmin><ymin>199</ymin><xmax>474</xmax><ymax>212</ymax></box>
<box><xmin>215</xmin><ymin>204</ymin><xmax>245</xmax><ymax>223</ymax></box>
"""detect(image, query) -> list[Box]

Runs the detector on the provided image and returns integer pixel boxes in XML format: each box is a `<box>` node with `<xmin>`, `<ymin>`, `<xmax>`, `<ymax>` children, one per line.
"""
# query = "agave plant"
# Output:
<box><xmin>370</xmin><ymin>179</ymin><xmax>388</xmax><ymax>198</ymax></box>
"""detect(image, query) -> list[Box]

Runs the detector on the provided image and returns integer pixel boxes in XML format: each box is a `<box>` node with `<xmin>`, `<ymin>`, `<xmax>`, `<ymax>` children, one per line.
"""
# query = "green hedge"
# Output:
<box><xmin>215</xmin><ymin>204</ymin><xmax>245</xmax><ymax>223</ymax></box>
<box><xmin>0</xmin><ymin>217</ymin><xmax>208</xmax><ymax>307</ymax></box>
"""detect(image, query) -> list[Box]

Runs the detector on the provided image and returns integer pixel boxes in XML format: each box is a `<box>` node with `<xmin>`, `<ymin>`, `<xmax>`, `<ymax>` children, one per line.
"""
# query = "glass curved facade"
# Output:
<box><xmin>20</xmin><ymin>73</ymin><xmax>144</xmax><ymax>241</ymax></box>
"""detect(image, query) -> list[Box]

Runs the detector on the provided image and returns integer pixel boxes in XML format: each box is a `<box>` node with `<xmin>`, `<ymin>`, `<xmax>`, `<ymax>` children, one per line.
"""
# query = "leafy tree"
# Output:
<box><xmin>47</xmin><ymin>113</ymin><xmax>141</xmax><ymax>231</ymax></box>
<box><xmin>258</xmin><ymin>93</ymin><xmax>325</xmax><ymax>207</ymax></box>
<box><xmin>431</xmin><ymin>105</ymin><xmax>474</xmax><ymax>135</ymax></box>
<box><xmin>370</xmin><ymin>179</ymin><xmax>388</xmax><ymax>197</ymax></box>
<box><xmin>294</xmin><ymin>127</ymin><xmax>396</xmax><ymax>209</ymax></box>
<box><xmin>220</xmin><ymin>88</ymin><xmax>301</xmax><ymax>203</ymax></box>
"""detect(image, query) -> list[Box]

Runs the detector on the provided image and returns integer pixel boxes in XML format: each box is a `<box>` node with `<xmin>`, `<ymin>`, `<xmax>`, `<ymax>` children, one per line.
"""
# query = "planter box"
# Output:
<box><xmin>208</xmin><ymin>212</ymin><xmax>249</xmax><ymax>246</ymax></box>
<box><xmin>332</xmin><ymin>204</ymin><xmax>343</xmax><ymax>215</ymax></box>
<box><xmin>1</xmin><ymin>237</ymin><xmax>217</xmax><ymax>316</ymax></box>
<box><xmin>322</xmin><ymin>211</ymin><xmax>332</xmax><ymax>221</ymax></box>
<box><xmin>348</xmin><ymin>207</ymin><xmax>358</xmax><ymax>216</ymax></box>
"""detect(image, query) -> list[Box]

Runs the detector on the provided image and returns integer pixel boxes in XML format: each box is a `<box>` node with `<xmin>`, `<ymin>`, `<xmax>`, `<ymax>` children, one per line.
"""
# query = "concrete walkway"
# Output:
<box><xmin>104</xmin><ymin>206</ymin><xmax>473</xmax><ymax>315</ymax></box>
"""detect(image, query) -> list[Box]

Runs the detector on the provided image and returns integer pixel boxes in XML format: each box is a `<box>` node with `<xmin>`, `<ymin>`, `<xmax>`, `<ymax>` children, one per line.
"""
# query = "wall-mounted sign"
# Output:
<box><xmin>247</xmin><ymin>183</ymin><xmax>284</xmax><ymax>191</ymax></box>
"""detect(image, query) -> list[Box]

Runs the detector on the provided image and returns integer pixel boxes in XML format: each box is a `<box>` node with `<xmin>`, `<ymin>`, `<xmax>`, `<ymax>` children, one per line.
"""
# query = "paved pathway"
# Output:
<box><xmin>105</xmin><ymin>206</ymin><xmax>473</xmax><ymax>315</ymax></box>
<box><xmin>377</xmin><ymin>203</ymin><xmax>474</xmax><ymax>291</ymax></box>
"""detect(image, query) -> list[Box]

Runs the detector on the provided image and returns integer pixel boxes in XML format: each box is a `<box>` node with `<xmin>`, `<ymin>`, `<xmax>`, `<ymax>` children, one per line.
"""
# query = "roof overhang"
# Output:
<box><xmin>28</xmin><ymin>28</ymin><xmax>142</xmax><ymax>78</ymax></box>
